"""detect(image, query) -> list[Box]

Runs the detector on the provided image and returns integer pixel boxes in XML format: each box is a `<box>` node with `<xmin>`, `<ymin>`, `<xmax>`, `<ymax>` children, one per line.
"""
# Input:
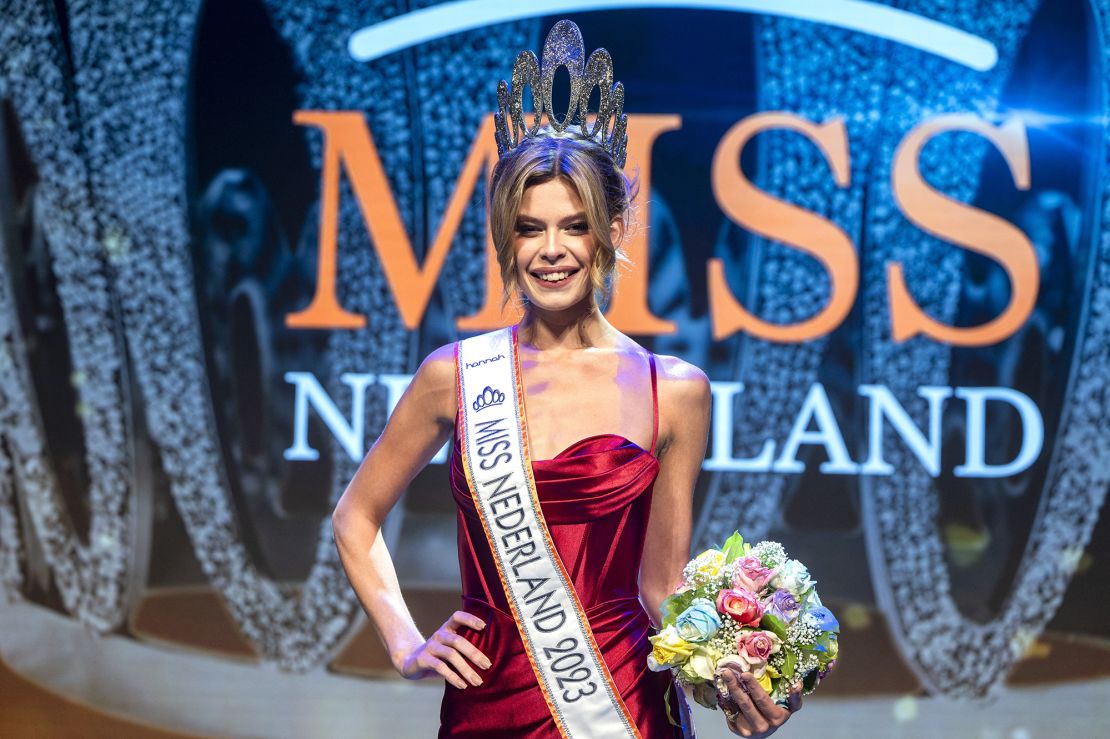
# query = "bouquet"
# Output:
<box><xmin>647</xmin><ymin>532</ymin><xmax>838</xmax><ymax>708</ymax></box>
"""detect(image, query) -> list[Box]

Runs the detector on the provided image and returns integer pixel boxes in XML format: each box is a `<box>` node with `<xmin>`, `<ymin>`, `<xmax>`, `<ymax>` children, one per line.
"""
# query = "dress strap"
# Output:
<box><xmin>648</xmin><ymin>352</ymin><xmax>659</xmax><ymax>455</ymax></box>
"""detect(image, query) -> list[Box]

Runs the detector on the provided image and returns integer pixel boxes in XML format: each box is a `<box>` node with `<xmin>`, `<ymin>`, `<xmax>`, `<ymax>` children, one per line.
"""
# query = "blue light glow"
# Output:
<box><xmin>348</xmin><ymin>0</ymin><xmax>999</xmax><ymax>71</ymax></box>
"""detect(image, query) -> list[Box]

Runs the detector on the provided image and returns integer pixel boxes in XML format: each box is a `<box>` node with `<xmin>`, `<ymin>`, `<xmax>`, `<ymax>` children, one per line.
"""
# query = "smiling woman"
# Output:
<box><xmin>487</xmin><ymin>128</ymin><xmax>636</xmax><ymax>344</ymax></box>
<box><xmin>515</xmin><ymin>181</ymin><xmax>595</xmax><ymax>298</ymax></box>
<box><xmin>330</xmin><ymin>19</ymin><xmax>801</xmax><ymax>739</ymax></box>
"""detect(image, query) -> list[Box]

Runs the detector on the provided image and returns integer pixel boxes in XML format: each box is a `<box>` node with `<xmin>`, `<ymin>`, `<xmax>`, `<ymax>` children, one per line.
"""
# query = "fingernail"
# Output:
<box><xmin>475</xmin><ymin>677</ymin><xmax>483</xmax><ymax>686</ymax></box>
<box><xmin>482</xmin><ymin>659</ymin><xmax>492</xmax><ymax>669</ymax></box>
<box><xmin>478</xmin><ymin>620</ymin><xmax>487</xmax><ymax>629</ymax></box>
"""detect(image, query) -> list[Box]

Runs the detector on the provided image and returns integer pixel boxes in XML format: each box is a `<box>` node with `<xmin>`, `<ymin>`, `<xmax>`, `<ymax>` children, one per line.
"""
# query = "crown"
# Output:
<box><xmin>473</xmin><ymin>386</ymin><xmax>506</xmax><ymax>412</ymax></box>
<box><xmin>494</xmin><ymin>19</ymin><xmax>628</xmax><ymax>168</ymax></box>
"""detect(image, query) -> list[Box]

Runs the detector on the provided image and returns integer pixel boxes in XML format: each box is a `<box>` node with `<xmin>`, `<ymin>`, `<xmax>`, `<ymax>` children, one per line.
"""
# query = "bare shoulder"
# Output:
<box><xmin>651</xmin><ymin>353</ymin><xmax>710</xmax><ymax>456</ymax></box>
<box><xmin>653</xmin><ymin>353</ymin><xmax>711</xmax><ymax>403</ymax></box>
<box><xmin>415</xmin><ymin>341</ymin><xmax>457</xmax><ymax>384</ymax></box>
<box><xmin>410</xmin><ymin>341</ymin><xmax>458</xmax><ymax>424</ymax></box>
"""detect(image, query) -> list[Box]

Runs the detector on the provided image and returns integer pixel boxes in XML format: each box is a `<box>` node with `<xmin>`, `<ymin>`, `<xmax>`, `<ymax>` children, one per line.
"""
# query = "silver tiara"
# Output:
<box><xmin>493</xmin><ymin>20</ymin><xmax>628</xmax><ymax>168</ymax></box>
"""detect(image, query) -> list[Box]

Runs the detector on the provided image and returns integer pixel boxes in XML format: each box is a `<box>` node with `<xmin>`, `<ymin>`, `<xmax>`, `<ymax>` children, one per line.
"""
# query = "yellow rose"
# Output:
<box><xmin>678</xmin><ymin>644</ymin><xmax>721</xmax><ymax>682</ymax></box>
<box><xmin>749</xmin><ymin>662</ymin><xmax>778</xmax><ymax>694</ymax></box>
<box><xmin>648</xmin><ymin>626</ymin><xmax>694</xmax><ymax>670</ymax></box>
<box><xmin>693</xmin><ymin>550</ymin><xmax>726</xmax><ymax>579</ymax></box>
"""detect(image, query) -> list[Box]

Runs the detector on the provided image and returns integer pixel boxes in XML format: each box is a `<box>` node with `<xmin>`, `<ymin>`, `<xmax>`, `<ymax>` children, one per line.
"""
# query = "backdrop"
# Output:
<box><xmin>1</xmin><ymin>1</ymin><xmax>1108</xmax><ymax>737</ymax></box>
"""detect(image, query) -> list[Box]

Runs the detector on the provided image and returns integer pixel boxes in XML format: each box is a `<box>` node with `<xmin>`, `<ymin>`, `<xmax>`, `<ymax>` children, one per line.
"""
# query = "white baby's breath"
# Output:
<box><xmin>751</xmin><ymin>541</ymin><xmax>787</xmax><ymax>568</ymax></box>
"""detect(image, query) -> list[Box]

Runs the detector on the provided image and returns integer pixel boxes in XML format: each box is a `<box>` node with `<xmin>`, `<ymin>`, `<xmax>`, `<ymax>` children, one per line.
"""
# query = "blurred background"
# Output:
<box><xmin>0</xmin><ymin>0</ymin><xmax>1108</xmax><ymax>736</ymax></box>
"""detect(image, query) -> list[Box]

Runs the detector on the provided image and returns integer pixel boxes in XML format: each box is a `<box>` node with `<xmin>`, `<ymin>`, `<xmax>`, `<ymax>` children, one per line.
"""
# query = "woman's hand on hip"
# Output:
<box><xmin>396</xmin><ymin>610</ymin><xmax>491</xmax><ymax>689</ymax></box>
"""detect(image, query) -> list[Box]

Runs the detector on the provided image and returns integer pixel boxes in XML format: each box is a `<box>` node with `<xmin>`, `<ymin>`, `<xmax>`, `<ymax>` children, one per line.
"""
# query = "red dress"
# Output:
<box><xmin>441</xmin><ymin>351</ymin><xmax>689</xmax><ymax>738</ymax></box>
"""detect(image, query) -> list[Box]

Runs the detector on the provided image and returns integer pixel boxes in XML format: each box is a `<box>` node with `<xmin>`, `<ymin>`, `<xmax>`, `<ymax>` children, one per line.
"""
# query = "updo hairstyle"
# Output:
<box><xmin>487</xmin><ymin>128</ymin><xmax>636</xmax><ymax>312</ymax></box>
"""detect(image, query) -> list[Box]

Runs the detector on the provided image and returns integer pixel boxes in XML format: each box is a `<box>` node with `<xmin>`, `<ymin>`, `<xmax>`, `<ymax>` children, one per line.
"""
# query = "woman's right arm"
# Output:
<box><xmin>331</xmin><ymin>343</ymin><xmax>489</xmax><ymax>689</ymax></box>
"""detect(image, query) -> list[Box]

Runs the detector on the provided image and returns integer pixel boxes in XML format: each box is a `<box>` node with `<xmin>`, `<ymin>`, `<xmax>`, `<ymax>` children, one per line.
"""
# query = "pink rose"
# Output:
<box><xmin>732</xmin><ymin>555</ymin><xmax>777</xmax><ymax>593</ymax></box>
<box><xmin>716</xmin><ymin>588</ymin><xmax>763</xmax><ymax>626</ymax></box>
<box><xmin>736</xmin><ymin>629</ymin><xmax>782</xmax><ymax>669</ymax></box>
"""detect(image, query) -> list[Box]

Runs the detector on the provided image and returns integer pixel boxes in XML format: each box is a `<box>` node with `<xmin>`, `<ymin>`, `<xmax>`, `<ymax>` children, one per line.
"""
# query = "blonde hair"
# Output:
<box><xmin>488</xmin><ymin>129</ymin><xmax>636</xmax><ymax>313</ymax></box>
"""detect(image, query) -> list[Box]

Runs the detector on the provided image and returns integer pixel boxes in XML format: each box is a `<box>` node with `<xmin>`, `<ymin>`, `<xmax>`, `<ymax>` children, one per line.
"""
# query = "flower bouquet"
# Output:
<box><xmin>648</xmin><ymin>532</ymin><xmax>838</xmax><ymax>707</ymax></box>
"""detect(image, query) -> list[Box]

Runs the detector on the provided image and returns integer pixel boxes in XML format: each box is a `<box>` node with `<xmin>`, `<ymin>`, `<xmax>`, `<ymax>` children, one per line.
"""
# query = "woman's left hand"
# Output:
<box><xmin>715</xmin><ymin>667</ymin><xmax>802</xmax><ymax>738</ymax></box>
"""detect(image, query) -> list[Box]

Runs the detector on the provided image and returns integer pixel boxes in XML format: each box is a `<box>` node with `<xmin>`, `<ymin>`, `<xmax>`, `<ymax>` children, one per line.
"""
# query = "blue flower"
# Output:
<box><xmin>675</xmin><ymin>599</ymin><xmax>722</xmax><ymax>643</ymax></box>
<box><xmin>803</xmin><ymin>605</ymin><xmax>839</xmax><ymax>633</ymax></box>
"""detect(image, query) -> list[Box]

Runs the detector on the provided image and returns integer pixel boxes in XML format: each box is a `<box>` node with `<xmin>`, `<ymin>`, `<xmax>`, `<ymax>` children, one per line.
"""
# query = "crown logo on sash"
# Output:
<box><xmin>473</xmin><ymin>386</ymin><xmax>506</xmax><ymax>412</ymax></box>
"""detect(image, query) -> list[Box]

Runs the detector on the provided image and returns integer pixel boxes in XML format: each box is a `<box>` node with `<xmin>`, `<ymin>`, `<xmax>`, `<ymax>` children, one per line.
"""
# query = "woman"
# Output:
<box><xmin>331</xmin><ymin>20</ymin><xmax>801</xmax><ymax>738</ymax></box>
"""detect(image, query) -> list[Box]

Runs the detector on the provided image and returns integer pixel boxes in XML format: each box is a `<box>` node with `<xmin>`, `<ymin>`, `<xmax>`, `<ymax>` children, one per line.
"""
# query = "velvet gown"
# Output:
<box><xmin>441</xmin><ymin>349</ymin><xmax>689</xmax><ymax>738</ymax></box>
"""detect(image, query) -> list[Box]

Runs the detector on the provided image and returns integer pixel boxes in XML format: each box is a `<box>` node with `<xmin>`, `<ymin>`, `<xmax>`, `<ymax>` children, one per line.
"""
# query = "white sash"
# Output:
<box><xmin>455</xmin><ymin>326</ymin><xmax>640</xmax><ymax>739</ymax></box>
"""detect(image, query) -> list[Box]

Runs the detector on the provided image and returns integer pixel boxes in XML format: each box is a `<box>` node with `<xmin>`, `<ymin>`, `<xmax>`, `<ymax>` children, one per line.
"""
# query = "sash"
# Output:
<box><xmin>456</xmin><ymin>326</ymin><xmax>640</xmax><ymax>739</ymax></box>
